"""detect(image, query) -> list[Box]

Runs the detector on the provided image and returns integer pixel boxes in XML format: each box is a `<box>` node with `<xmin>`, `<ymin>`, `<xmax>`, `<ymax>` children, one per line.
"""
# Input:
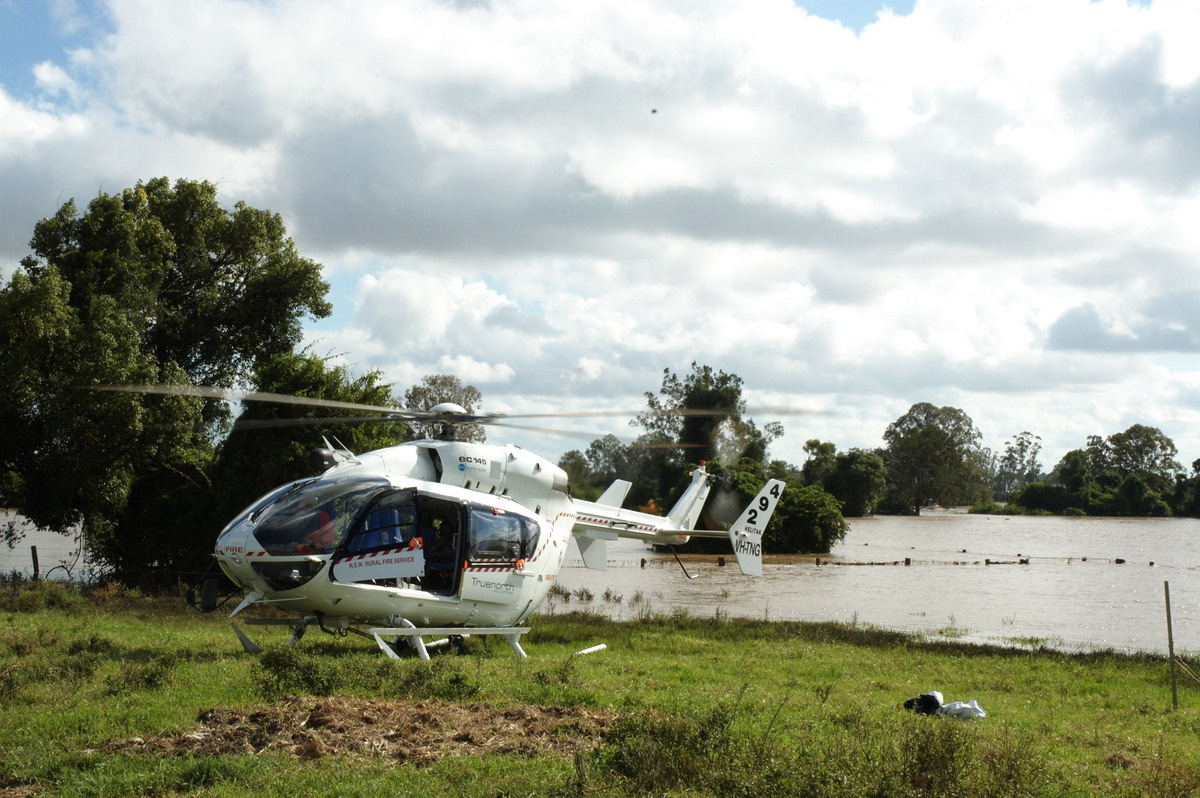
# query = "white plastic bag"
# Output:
<box><xmin>937</xmin><ymin>699</ymin><xmax>986</xmax><ymax>720</ymax></box>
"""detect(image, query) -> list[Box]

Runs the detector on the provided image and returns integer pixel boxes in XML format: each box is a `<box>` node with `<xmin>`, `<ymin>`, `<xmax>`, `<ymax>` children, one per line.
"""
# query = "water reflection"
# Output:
<box><xmin>549</xmin><ymin>511</ymin><xmax>1200</xmax><ymax>655</ymax></box>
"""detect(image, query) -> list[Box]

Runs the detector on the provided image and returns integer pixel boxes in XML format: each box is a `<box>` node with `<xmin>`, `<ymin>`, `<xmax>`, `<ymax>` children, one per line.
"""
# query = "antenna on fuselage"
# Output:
<box><xmin>308</xmin><ymin>435</ymin><xmax>359</xmax><ymax>472</ymax></box>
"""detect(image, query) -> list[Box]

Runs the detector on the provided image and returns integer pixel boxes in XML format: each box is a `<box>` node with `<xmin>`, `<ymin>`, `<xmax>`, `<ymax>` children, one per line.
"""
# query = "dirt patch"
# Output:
<box><xmin>96</xmin><ymin>696</ymin><xmax>615</xmax><ymax>765</ymax></box>
<box><xmin>0</xmin><ymin>784</ymin><xmax>35</xmax><ymax>798</ymax></box>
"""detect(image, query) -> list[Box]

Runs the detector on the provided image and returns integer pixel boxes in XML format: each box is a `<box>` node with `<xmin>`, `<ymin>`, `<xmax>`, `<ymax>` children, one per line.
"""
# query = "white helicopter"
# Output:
<box><xmin>112</xmin><ymin>386</ymin><xmax>785</xmax><ymax>659</ymax></box>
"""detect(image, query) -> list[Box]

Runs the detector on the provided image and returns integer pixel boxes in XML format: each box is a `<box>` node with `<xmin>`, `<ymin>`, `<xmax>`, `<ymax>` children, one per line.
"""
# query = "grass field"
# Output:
<box><xmin>2</xmin><ymin>578</ymin><xmax>1199</xmax><ymax>797</ymax></box>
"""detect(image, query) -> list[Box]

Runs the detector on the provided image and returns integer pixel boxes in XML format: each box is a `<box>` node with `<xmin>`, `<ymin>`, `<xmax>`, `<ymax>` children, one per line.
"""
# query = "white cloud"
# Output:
<box><xmin>32</xmin><ymin>61</ymin><xmax>79</xmax><ymax>99</ymax></box>
<box><xmin>6</xmin><ymin>0</ymin><xmax>1200</xmax><ymax>469</ymax></box>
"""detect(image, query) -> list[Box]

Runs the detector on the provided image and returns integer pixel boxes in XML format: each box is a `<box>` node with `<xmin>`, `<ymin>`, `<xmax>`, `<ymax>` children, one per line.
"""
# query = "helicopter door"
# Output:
<box><xmin>329</xmin><ymin>489</ymin><xmax>424</xmax><ymax>585</ymax></box>
<box><xmin>460</xmin><ymin>506</ymin><xmax>541</xmax><ymax>604</ymax></box>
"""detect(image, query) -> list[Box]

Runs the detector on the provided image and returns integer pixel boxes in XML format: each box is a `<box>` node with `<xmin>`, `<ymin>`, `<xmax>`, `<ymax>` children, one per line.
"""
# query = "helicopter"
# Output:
<box><xmin>108</xmin><ymin>386</ymin><xmax>786</xmax><ymax>659</ymax></box>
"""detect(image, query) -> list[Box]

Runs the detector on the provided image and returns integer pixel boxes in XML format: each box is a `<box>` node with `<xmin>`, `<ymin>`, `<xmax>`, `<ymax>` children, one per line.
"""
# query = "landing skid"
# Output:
<box><xmin>368</xmin><ymin>626</ymin><xmax>531</xmax><ymax>661</ymax></box>
<box><xmin>229</xmin><ymin>616</ymin><xmax>530</xmax><ymax>661</ymax></box>
<box><xmin>231</xmin><ymin>616</ymin><xmax>317</xmax><ymax>654</ymax></box>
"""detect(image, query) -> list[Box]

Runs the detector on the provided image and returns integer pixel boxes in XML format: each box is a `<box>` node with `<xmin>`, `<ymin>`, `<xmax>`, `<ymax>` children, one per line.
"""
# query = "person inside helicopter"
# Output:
<box><xmin>424</xmin><ymin>510</ymin><xmax>461</xmax><ymax>594</ymax></box>
<box><xmin>301</xmin><ymin>498</ymin><xmax>337</xmax><ymax>554</ymax></box>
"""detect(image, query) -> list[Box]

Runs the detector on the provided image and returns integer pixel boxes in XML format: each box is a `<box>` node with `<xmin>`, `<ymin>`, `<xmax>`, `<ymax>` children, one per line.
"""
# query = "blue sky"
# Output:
<box><xmin>0</xmin><ymin>1</ymin><xmax>104</xmax><ymax>95</ymax></box>
<box><xmin>3</xmin><ymin>0</ymin><xmax>1199</xmax><ymax>471</ymax></box>
<box><xmin>798</xmin><ymin>0</ymin><xmax>915</xmax><ymax>29</ymax></box>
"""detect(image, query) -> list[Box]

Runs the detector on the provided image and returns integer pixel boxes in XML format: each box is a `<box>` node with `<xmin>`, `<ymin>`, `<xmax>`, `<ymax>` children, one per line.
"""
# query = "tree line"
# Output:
<box><xmin>3</xmin><ymin>179</ymin><xmax>1194</xmax><ymax>586</ymax></box>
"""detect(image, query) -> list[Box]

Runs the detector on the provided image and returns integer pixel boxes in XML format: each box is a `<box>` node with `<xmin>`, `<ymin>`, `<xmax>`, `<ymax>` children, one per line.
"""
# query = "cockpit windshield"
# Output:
<box><xmin>252</xmin><ymin>475</ymin><xmax>389</xmax><ymax>555</ymax></box>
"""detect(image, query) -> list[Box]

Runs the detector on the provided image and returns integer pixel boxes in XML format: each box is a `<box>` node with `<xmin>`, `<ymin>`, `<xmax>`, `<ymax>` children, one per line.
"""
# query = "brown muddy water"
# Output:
<box><xmin>548</xmin><ymin>511</ymin><xmax>1200</xmax><ymax>655</ymax></box>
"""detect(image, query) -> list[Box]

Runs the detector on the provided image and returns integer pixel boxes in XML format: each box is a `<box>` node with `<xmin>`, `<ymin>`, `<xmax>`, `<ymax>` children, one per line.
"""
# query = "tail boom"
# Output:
<box><xmin>569</xmin><ymin>468</ymin><xmax>784</xmax><ymax>576</ymax></box>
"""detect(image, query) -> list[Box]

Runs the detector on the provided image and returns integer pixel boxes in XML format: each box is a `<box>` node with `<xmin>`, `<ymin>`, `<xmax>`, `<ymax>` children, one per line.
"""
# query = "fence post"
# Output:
<box><xmin>1165</xmin><ymin>580</ymin><xmax>1178</xmax><ymax>710</ymax></box>
<box><xmin>31</xmin><ymin>545</ymin><xmax>39</xmax><ymax>581</ymax></box>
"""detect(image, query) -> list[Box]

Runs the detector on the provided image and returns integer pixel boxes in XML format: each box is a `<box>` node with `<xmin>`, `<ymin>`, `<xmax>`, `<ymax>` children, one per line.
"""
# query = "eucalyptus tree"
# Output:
<box><xmin>634</xmin><ymin>362</ymin><xmax>782</xmax><ymax>501</ymax></box>
<box><xmin>403</xmin><ymin>374</ymin><xmax>485</xmax><ymax>443</ymax></box>
<box><xmin>1025</xmin><ymin>424</ymin><xmax>1183</xmax><ymax>515</ymax></box>
<box><xmin>823</xmin><ymin>448</ymin><xmax>888</xmax><ymax>517</ymax></box>
<box><xmin>801</xmin><ymin>440</ymin><xmax>887</xmax><ymax>517</ymax></box>
<box><xmin>1090</xmin><ymin>424</ymin><xmax>1181</xmax><ymax>496</ymax></box>
<box><xmin>995</xmin><ymin>431</ymin><xmax>1043</xmax><ymax>500</ymax></box>
<box><xmin>696</xmin><ymin>458</ymin><xmax>847</xmax><ymax>554</ymax></box>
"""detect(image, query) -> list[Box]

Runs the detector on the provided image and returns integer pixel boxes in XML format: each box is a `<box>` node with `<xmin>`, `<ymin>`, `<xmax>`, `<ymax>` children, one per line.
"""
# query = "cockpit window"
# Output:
<box><xmin>466</xmin><ymin>507</ymin><xmax>541</xmax><ymax>561</ymax></box>
<box><xmin>221</xmin><ymin>479</ymin><xmax>313</xmax><ymax>534</ymax></box>
<box><xmin>252</xmin><ymin>475</ymin><xmax>389</xmax><ymax>555</ymax></box>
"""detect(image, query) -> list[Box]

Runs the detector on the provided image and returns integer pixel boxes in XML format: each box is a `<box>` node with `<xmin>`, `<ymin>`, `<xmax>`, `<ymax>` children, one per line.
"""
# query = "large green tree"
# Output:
<box><xmin>880</xmin><ymin>402</ymin><xmax>991</xmax><ymax>513</ymax></box>
<box><xmin>0</xmin><ymin>178</ymin><xmax>331</xmax><ymax>575</ymax></box>
<box><xmin>1017</xmin><ymin>424</ymin><xmax>1181</xmax><ymax>516</ymax></box>
<box><xmin>1088</xmin><ymin>424</ymin><xmax>1180</xmax><ymax>497</ymax></box>
<box><xmin>823</xmin><ymin>449</ymin><xmax>888</xmax><ymax>517</ymax></box>
<box><xmin>633</xmin><ymin>363</ymin><xmax>782</xmax><ymax>503</ymax></box>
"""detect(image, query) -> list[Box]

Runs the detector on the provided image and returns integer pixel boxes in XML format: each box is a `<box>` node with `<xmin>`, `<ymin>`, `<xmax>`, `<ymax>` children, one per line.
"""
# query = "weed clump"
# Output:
<box><xmin>104</xmin><ymin>652</ymin><xmax>182</xmax><ymax>695</ymax></box>
<box><xmin>588</xmin><ymin>698</ymin><xmax>799</xmax><ymax>797</ymax></box>
<box><xmin>0</xmin><ymin>577</ymin><xmax>84</xmax><ymax>612</ymax></box>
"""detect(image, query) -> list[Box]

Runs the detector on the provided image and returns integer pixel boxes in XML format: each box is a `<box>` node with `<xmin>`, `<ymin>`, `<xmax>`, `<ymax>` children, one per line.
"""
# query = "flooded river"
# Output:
<box><xmin>5</xmin><ymin>509</ymin><xmax>1198</xmax><ymax>654</ymax></box>
<box><xmin>550</xmin><ymin>511</ymin><xmax>1200</xmax><ymax>655</ymax></box>
<box><xmin>1</xmin><ymin>511</ymin><xmax>85</xmax><ymax>578</ymax></box>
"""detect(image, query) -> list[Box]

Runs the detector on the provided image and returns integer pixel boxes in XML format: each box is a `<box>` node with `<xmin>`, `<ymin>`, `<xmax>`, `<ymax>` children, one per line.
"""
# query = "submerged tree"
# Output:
<box><xmin>693</xmin><ymin>458</ymin><xmax>847</xmax><ymax>554</ymax></box>
<box><xmin>1017</xmin><ymin>424</ymin><xmax>1182</xmax><ymax>516</ymax></box>
<box><xmin>801</xmin><ymin>440</ymin><xmax>888</xmax><ymax>517</ymax></box>
<box><xmin>880</xmin><ymin>403</ymin><xmax>991</xmax><ymax>513</ymax></box>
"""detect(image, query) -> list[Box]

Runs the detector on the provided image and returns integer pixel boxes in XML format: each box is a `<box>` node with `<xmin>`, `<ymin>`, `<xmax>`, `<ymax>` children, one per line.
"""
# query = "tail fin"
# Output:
<box><xmin>595</xmin><ymin>479</ymin><xmax>631</xmax><ymax>507</ymax></box>
<box><xmin>728</xmin><ymin>479</ymin><xmax>785</xmax><ymax>576</ymax></box>
<box><xmin>666</xmin><ymin>466</ymin><xmax>714</xmax><ymax>530</ymax></box>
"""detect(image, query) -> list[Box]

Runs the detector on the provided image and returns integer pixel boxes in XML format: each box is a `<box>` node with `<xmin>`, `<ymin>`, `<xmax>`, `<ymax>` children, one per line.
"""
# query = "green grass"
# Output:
<box><xmin>2</xmin><ymin>578</ymin><xmax>1199</xmax><ymax>796</ymax></box>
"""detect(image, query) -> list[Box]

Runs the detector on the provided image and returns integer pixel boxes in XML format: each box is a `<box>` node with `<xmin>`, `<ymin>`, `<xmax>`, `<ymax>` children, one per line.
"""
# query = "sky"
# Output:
<box><xmin>4</xmin><ymin>0</ymin><xmax>1200</xmax><ymax>475</ymax></box>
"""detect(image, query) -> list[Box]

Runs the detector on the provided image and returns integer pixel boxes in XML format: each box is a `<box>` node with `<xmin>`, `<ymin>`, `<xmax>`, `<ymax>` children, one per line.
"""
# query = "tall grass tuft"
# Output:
<box><xmin>0</xmin><ymin>576</ymin><xmax>85</xmax><ymax>612</ymax></box>
<box><xmin>253</xmin><ymin>645</ymin><xmax>481</xmax><ymax>701</ymax></box>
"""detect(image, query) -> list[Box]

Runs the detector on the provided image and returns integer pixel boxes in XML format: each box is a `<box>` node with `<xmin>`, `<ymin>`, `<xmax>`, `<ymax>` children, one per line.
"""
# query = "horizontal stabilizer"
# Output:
<box><xmin>575</xmin><ymin>532</ymin><xmax>615</xmax><ymax>571</ymax></box>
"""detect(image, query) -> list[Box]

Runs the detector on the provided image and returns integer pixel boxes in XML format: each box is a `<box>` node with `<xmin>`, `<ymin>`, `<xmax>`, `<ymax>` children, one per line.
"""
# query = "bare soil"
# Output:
<box><xmin>95</xmin><ymin>696</ymin><xmax>616</xmax><ymax>765</ymax></box>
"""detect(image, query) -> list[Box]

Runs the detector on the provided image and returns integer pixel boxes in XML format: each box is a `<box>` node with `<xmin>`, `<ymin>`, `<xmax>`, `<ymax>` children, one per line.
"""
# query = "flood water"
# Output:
<box><xmin>5</xmin><ymin>509</ymin><xmax>1198</xmax><ymax>654</ymax></box>
<box><xmin>549</xmin><ymin>511</ymin><xmax>1200</xmax><ymax>655</ymax></box>
<box><xmin>1</xmin><ymin>511</ymin><xmax>86</xmax><ymax>579</ymax></box>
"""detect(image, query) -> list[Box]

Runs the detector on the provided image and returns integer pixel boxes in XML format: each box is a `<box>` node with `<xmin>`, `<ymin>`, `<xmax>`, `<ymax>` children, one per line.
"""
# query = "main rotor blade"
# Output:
<box><xmin>483</xmin><ymin>421</ymin><xmax>618</xmax><ymax>441</ymax></box>
<box><xmin>232</xmin><ymin>415</ymin><xmax>406</xmax><ymax>430</ymax></box>
<box><xmin>494</xmin><ymin>406</ymin><xmax>824</xmax><ymax>420</ymax></box>
<box><xmin>97</xmin><ymin>384</ymin><xmax>421</xmax><ymax>418</ymax></box>
<box><xmin>95</xmin><ymin>384</ymin><xmax>826</xmax><ymax>430</ymax></box>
